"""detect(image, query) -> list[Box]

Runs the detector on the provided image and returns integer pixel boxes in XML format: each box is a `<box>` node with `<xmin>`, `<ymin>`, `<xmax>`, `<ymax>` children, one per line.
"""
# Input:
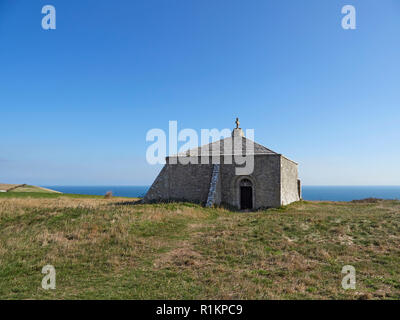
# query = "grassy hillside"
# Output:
<box><xmin>0</xmin><ymin>184</ymin><xmax>19</xmax><ymax>191</ymax></box>
<box><xmin>0</xmin><ymin>184</ymin><xmax>60</xmax><ymax>193</ymax></box>
<box><xmin>0</xmin><ymin>193</ymin><xmax>399</xmax><ymax>299</ymax></box>
<box><xmin>0</xmin><ymin>192</ymin><xmax>105</xmax><ymax>199</ymax></box>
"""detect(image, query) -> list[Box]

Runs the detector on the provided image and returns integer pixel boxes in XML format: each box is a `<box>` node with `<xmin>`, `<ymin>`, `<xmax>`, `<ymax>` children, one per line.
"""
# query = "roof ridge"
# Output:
<box><xmin>172</xmin><ymin>135</ymin><xmax>279</xmax><ymax>156</ymax></box>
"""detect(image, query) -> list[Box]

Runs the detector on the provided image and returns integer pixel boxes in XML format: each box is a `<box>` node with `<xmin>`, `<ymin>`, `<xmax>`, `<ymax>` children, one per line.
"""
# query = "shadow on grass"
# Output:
<box><xmin>110</xmin><ymin>199</ymin><xmax>143</xmax><ymax>206</ymax></box>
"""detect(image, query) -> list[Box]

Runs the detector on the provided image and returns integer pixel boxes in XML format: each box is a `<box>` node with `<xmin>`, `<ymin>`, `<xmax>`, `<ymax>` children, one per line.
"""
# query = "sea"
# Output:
<box><xmin>42</xmin><ymin>185</ymin><xmax>400</xmax><ymax>202</ymax></box>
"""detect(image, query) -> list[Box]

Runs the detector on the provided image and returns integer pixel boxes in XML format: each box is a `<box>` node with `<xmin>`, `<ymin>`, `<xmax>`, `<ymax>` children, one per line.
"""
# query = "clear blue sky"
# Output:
<box><xmin>1</xmin><ymin>0</ymin><xmax>399</xmax><ymax>186</ymax></box>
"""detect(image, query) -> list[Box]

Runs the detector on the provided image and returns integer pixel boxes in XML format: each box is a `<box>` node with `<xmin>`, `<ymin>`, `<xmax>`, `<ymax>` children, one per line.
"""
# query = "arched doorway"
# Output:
<box><xmin>239</xmin><ymin>179</ymin><xmax>253</xmax><ymax>210</ymax></box>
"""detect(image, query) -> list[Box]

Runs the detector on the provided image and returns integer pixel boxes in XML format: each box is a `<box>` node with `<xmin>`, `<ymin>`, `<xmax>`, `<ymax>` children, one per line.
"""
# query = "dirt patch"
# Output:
<box><xmin>36</xmin><ymin>230</ymin><xmax>80</xmax><ymax>247</ymax></box>
<box><xmin>154</xmin><ymin>242</ymin><xmax>205</xmax><ymax>268</ymax></box>
<box><xmin>260</xmin><ymin>251</ymin><xmax>317</xmax><ymax>272</ymax></box>
<box><xmin>338</xmin><ymin>234</ymin><xmax>354</xmax><ymax>245</ymax></box>
<box><xmin>351</xmin><ymin>198</ymin><xmax>383</xmax><ymax>204</ymax></box>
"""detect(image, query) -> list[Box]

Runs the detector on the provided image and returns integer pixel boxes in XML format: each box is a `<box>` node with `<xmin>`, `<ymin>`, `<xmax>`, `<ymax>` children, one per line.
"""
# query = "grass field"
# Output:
<box><xmin>0</xmin><ymin>184</ymin><xmax>61</xmax><ymax>193</ymax></box>
<box><xmin>0</xmin><ymin>192</ymin><xmax>399</xmax><ymax>299</ymax></box>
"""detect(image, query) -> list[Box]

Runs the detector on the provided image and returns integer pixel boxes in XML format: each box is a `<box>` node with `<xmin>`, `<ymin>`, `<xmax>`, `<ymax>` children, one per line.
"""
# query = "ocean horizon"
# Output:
<box><xmin>42</xmin><ymin>185</ymin><xmax>400</xmax><ymax>202</ymax></box>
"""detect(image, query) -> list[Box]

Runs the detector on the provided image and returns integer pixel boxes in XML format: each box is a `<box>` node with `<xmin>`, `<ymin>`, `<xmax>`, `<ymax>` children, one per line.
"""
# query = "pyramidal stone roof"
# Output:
<box><xmin>173</xmin><ymin>127</ymin><xmax>279</xmax><ymax>157</ymax></box>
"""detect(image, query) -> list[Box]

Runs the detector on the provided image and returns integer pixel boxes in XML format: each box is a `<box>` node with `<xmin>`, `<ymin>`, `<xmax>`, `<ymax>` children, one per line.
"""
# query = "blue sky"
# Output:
<box><xmin>0</xmin><ymin>0</ymin><xmax>399</xmax><ymax>186</ymax></box>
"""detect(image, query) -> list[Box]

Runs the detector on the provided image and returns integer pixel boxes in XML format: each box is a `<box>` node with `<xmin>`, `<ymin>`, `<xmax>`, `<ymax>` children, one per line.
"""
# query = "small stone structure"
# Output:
<box><xmin>144</xmin><ymin>120</ymin><xmax>301</xmax><ymax>209</ymax></box>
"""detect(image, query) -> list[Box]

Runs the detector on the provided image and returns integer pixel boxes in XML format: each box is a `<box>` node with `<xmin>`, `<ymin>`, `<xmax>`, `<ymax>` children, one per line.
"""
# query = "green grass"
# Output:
<box><xmin>8</xmin><ymin>185</ymin><xmax>54</xmax><ymax>193</ymax></box>
<box><xmin>0</xmin><ymin>184</ymin><xmax>61</xmax><ymax>193</ymax></box>
<box><xmin>0</xmin><ymin>192</ymin><xmax>134</xmax><ymax>199</ymax></box>
<box><xmin>0</xmin><ymin>195</ymin><xmax>399</xmax><ymax>299</ymax></box>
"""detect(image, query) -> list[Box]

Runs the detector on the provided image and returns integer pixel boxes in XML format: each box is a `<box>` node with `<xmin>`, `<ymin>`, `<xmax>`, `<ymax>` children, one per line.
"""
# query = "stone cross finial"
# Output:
<box><xmin>235</xmin><ymin>117</ymin><xmax>240</xmax><ymax>129</ymax></box>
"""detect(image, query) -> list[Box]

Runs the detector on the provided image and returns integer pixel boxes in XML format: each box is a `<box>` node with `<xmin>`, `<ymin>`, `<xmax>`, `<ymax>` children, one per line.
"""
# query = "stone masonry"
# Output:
<box><xmin>144</xmin><ymin>121</ymin><xmax>301</xmax><ymax>209</ymax></box>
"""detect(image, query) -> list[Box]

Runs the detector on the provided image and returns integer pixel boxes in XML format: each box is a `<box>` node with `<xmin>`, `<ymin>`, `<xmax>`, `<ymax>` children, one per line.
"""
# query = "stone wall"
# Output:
<box><xmin>219</xmin><ymin>154</ymin><xmax>281</xmax><ymax>209</ymax></box>
<box><xmin>205</xmin><ymin>164</ymin><xmax>221</xmax><ymax>207</ymax></box>
<box><xmin>254</xmin><ymin>155</ymin><xmax>281</xmax><ymax>208</ymax></box>
<box><xmin>143</xmin><ymin>165</ymin><xmax>170</xmax><ymax>201</ymax></box>
<box><xmin>280</xmin><ymin>156</ymin><xmax>300</xmax><ymax>205</ymax></box>
<box><xmin>144</xmin><ymin>157</ymin><xmax>213</xmax><ymax>204</ymax></box>
<box><xmin>144</xmin><ymin>154</ymin><xmax>299</xmax><ymax>209</ymax></box>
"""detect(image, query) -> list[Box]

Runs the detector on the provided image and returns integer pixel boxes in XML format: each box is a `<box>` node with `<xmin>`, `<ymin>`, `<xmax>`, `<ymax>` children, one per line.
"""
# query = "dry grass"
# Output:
<box><xmin>0</xmin><ymin>184</ymin><xmax>60</xmax><ymax>193</ymax></box>
<box><xmin>0</xmin><ymin>195</ymin><xmax>399</xmax><ymax>300</ymax></box>
<box><xmin>0</xmin><ymin>184</ymin><xmax>20</xmax><ymax>191</ymax></box>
